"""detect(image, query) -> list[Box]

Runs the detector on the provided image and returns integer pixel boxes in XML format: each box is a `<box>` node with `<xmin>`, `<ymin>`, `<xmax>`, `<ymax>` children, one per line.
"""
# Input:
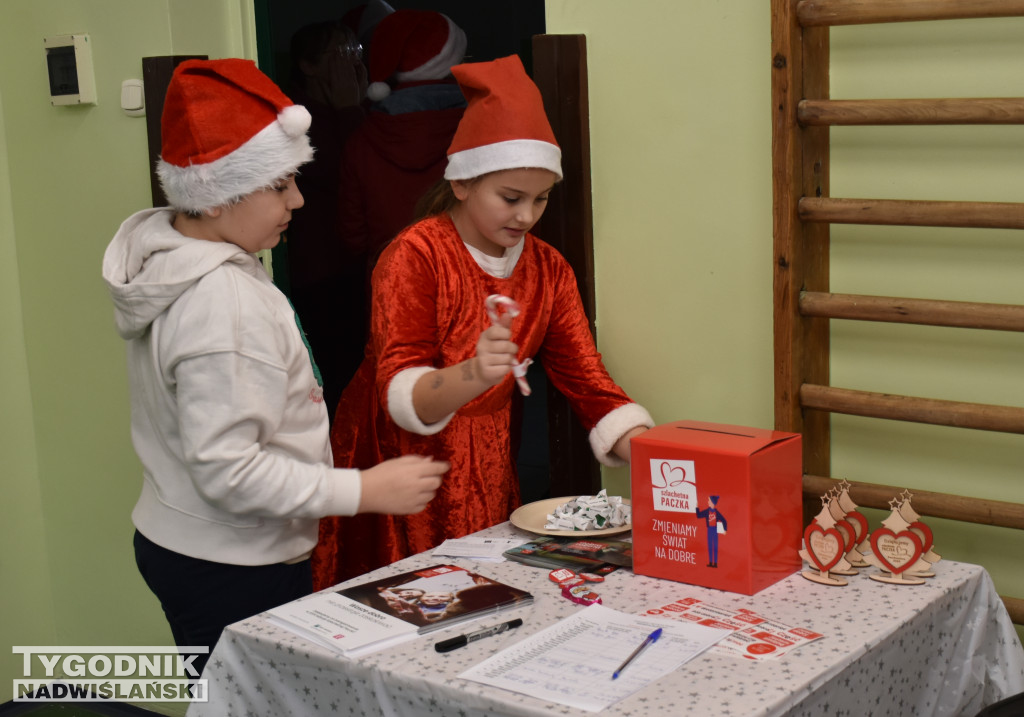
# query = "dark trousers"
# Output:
<box><xmin>133</xmin><ymin>530</ymin><xmax>312</xmax><ymax>676</ymax></box>
<box><xmin>707</xmin><ymin>530</ymin><xmax>719</xmax><ymax>565</ymax></box>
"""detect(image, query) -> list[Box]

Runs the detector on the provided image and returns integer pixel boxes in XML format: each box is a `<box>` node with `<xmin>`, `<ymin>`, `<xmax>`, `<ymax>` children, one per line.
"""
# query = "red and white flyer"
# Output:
<box><xmin>642</xmin><ymin>598</ymin><xmax>823</xmax><ymax>660</ymax></box>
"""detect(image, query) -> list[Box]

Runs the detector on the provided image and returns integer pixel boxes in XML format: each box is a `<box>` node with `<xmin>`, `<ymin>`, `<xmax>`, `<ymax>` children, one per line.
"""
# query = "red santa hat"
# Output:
<box><xmin>365</xmin><ymin>10</ymin><xmax>467</xmax><ymax>102</ymax></box>
<box><xmin>156</xmin><ymin>58</ymin><xmax>313</xmax><ymax>212</ymax></box>
<box><xmin>444</xmin><ymin>55</ymin><xmax>562</xmax><ymax>181</ymax></box>
<box><xmin>342</xmin><ymin>0</ymin><xmax>395</xmax><ymax>48</ymax></box>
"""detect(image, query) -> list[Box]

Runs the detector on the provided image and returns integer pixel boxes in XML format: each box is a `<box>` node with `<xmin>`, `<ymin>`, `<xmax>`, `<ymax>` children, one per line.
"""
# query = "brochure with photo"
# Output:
<box><xmin>503</xmin><ymin>536</ymin><xmax>634</xmax><ymax>573</ymax></box>
<box><xmin>266</xmin><ymin>564</ymin><xmax>533</xmax><ymax>657</ymax></box>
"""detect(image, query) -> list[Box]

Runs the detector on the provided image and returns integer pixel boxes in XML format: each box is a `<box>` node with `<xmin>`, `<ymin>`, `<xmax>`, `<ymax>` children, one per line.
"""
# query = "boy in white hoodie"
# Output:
<box><xmin>101</xmin><ymin>58</ymin><xmax>447</xmax><ymax>673</ymax></box>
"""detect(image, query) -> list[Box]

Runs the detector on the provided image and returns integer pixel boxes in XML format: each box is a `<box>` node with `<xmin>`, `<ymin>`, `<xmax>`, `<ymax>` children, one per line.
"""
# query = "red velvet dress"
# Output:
<box><xmin>313</xmin><ymin>214</ymin><xmax>638</xmax><ymax>588</ymax></box>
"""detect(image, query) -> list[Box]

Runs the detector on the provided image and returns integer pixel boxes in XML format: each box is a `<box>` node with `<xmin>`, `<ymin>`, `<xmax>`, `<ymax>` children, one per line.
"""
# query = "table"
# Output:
<box><xmin>187</xmin><ymin>522</ymin><xmax>1024</xmax><ymax>717</ymax></box>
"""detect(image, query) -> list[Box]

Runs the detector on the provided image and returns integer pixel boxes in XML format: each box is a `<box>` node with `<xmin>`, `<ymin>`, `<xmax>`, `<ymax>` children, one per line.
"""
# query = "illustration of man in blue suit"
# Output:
<box><xmin>695</xmin><ymin>495</ymin><xmax>727</xmax><ymax>568</ymax></box>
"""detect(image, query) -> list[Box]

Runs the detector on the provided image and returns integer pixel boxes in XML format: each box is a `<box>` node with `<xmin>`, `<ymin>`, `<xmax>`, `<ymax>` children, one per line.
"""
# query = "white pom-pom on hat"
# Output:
<box><xmin>366</xmin><ymin>81</ymin><xmax>392</xmax><ymax>101</ymax></box>
<box><xmin>366</xmin><ymin>10</ymin><xmax>466</xmax><ymax>103</ymax></box>
<box><xmin>277</xmin><ymin>104</ymin><xmax>312</xmax><ymax>137</ymax></box>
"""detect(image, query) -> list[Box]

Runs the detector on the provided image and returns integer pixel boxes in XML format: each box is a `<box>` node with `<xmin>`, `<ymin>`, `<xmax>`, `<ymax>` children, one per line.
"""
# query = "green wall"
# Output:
<box><xmin>0</xmin><ymin>0</ymin><xmax>254</xmax><ymax>703</ymax></box>
<box><xmin>547</xmin><ymin>2</ymin><xmax>1024</xmax><ymax>634</ymax></box>
<box><xmin>0</xmin><ymin>79</ymin><xmax>58</xmax><ymax>682</ymax></box>
<box><xmin>828</xmin><ymin>17</ymin><xmax>1024</xmax><ymax>628</ymax></box>
<box><xmin>1</xmin><ymin>0</ymin><xmax>1021</xmax><ymax>704</ymax></box>
<box><xmin>555</xmin><ymin>0</ymin><xmax>777</xmax><ymax>498</ymax></box>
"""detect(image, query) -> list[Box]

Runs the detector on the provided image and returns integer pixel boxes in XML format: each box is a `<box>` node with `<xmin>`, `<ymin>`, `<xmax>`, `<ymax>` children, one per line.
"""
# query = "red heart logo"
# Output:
<box><xmin>655</xmin><ymin>462</ymin><xmax>687</xmax><ymax>488</ymax></box>
<box><xmin>870</xmin><ymin>527</ymin><xmax>923</xmax><ymax>574</ymax></box>
<box><xmin>804</xmin><ymin>523</ymin><xmax>845</xmax><ymax>572</ymax></box>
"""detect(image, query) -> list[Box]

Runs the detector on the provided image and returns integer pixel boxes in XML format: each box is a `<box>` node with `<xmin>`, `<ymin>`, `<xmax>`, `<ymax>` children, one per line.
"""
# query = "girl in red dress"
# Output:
<box><xmin>314</xmin><ymin>55</ymin><xmax>653</xmax><ymax>588</ymax></box>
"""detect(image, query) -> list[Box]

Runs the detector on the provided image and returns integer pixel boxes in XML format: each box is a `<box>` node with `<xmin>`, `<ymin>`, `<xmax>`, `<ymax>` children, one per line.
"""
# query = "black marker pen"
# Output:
<box><xmin>434</xmin><ymin>618</ymin><xmax>524</xmax><ymax>653</ymax></box>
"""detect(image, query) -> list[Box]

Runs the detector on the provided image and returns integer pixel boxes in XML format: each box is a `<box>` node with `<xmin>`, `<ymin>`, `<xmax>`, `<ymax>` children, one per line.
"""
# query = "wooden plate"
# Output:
<box><xmin>509</xmin><ymin>496</ymin><xmax>632</xmax><ymax>537</ymax></box>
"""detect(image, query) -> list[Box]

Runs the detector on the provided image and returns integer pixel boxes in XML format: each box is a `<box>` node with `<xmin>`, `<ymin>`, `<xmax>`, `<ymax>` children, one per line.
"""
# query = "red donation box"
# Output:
<box><xmin>630</xmin><ymin>421</ymin><xmax>803</xmax><ymax>595</ymax></box>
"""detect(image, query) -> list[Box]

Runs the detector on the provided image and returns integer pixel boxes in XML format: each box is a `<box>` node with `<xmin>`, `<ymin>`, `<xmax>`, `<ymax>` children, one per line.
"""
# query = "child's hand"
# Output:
<box><xmin>475</xmin><ymin>321</ymin><xmax>519</xmax><ymax>387</ymax></box>
<box><xmin>612</xmin><ymin>425</ymin><xmax>649</xmax><ymax>463</ymax></box>
<box><xmin>358</xmin><ymin>455</ymin><xmax>449</xmax><ymax>515</ymax></box>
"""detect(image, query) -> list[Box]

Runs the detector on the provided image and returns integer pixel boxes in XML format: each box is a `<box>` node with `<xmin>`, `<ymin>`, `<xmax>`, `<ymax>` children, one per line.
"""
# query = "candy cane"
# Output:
<box><xmin>485</xmin><ymin>294</ymin><xmax>533</xmax><ymax>396</ymax></box>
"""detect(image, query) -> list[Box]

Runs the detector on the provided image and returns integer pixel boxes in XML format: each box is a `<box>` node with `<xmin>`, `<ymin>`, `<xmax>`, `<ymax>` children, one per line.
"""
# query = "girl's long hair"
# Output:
<box><xmin>414</xmin><ymin>171</ymin><xmax>557</xmax><ymax>222</ymax></box>
<box><xmin>413</xmin><ymin>178</ymin><xmax>460</xmax><ymax>220</ymax></box>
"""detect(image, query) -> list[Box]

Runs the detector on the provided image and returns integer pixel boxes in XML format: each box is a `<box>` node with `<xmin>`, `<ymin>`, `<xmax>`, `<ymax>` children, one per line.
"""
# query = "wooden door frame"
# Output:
<box><xmin>532</xmin><ymin>34</ymin><xmax>602</xmax><ymax>497</ymax></box>
<box><xmin>142</xmin><ymin>55</ymin><xmax>207</xmax><ymax>207</ymax></box>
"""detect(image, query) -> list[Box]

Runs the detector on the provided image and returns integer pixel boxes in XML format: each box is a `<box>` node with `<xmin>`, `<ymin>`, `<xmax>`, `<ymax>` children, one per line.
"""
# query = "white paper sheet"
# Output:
<box><xmin>432</xmin><ymin>537</ymin><xmax>525</xmax><ymax>561</ymax></box>
<box><xmin>459</xmin><ymin>603</ymin><xmax>733</xmax><ymax>712</ymax></box>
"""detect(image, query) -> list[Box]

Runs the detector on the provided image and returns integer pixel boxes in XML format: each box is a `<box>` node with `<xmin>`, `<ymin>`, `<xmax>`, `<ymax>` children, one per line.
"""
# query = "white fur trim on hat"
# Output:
<box><xmin>588</xmin><ymin>403</ymin><xmax>655</xmax><ymax>467</ymax></box>
<box><xmin>386</xmin><ymin>366</ymin><xmax>454</xmax><ymax>435</ymax></box>
<box><xmin>445</xmin><ymin>139</ymin><xmax>562</xmax><ymax>181</ymax></box>
<box><xmin>157</xmin><ymin>107</ymin><xmax>313</xmax><ymax>213</ymax></box>
<box><xmin>395</xmin><ymin>15</ymin><xmax>467</xmax><ymax>84</ymax></box>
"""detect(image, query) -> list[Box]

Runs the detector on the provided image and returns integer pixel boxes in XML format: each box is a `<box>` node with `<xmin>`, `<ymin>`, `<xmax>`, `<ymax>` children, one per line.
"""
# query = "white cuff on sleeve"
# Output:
<box><xmin>324</xmin><ymin>468</ymin><xmax>363</xmax><ymax>516</ymax></box>
<box><xmin>387</xmin><ymin>366</ymin><xmax>455</xmax><ymax>436</ymax></box>
<box><xmin>589</xmin><ymin>403</ymin><xmax>655</xmax><ymax>467</ymax></box>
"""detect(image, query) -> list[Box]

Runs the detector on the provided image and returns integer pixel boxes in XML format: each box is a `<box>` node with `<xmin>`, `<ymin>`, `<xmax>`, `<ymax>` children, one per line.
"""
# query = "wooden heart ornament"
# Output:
<box><xmin>834</xmin><ymin>519</ymin><xmax>856</xmax><ymax>552</ymax></box>
<box><xmin>844</xmin><ymin>510</ymin><xmax>869</xmax><ymax>546</ymax></box>
<box><xmin>836</xmin><ymin>516</ymin><xmax>870</xmax><ymax>568</ymax></box>
<box><xmin>908</xmin><ymin>521</ymin><xmax>933</xmax><ymax>553</ymax></box>
<box><xmin>804</xmin><ymin>523</ymin><xmax>845</xmax><ymax>572</ymax></box>
<box><xmin>869</xmin><ymin>527</ymin><xmax>923</xmax><ymax>575</ymax></box>
<box><xmin>907</xmin><ymin>519</ymin><xmax>939</xmax><ymax>575</ymax></box>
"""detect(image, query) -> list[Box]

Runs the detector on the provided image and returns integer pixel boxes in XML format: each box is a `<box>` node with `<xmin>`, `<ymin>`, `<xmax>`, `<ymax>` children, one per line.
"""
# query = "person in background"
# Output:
<box><xmin>312</xmin><ymin>55</ymin><xmax>653</xmax><ymax>588</ymax></box>
<box><xmin>341</xmin><ymin>0</ymin><xmax>395</xmax><ymax>58</ymax></box>
<box><xmin>336</xmin><ymin>9</ymin><xmax>468</xmax><ymax>299</ymax></box>
<box><xmin>102</xmin><ymin>59</ymin><xmax>447</xmax><ymax>673</ymax></box>
<box><xmin>285</xmin><ymin>20</ymin><xmax>369</xmax><ymax>415</ymax></box>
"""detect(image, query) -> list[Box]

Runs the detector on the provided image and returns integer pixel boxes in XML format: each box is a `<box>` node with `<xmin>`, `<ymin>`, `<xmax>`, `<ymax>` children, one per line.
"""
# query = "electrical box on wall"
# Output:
<box><xmin>44</xmin><ymin>34</ymin><xmax>97</xmax><ymax>106</ymax></box>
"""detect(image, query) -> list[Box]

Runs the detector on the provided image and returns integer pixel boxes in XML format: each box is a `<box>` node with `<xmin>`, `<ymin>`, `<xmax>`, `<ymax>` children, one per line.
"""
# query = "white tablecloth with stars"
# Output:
<box><xmin>187</xmin><ymin>522</ymin><xmax>1024</xmax><ymax>717</ymax></box>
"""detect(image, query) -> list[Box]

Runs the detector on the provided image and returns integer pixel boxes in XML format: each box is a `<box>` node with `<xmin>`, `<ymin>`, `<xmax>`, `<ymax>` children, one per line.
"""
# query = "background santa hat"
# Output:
<box><xmin>157</xmin><ymin>58</ymin><xmax>313</xmax><ymax>213</ymax></box>
<box><xmin>342</xmin><ymin>0</ymin><xmax>395</xmax><ymax>52</ymax></box>
<box><xmin>365</xmin><ymin>9</ymin><xmax>467</xmax><ymax>102</ymax></box>
<box><xmin>444</xmin><ymin>54</ymin><xmax>562</xmax><ymax>181</ymax></box>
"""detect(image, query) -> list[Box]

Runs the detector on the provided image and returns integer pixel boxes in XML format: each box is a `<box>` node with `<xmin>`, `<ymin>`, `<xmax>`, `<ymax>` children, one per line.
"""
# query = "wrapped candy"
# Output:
<box><xmin>485</xmin><ymin>294</ymin><xmax>532</xmax><ymax>396</ymax></box>
<box><xmin>561</xmin><ymin>583</ymin><xmax>602</xmax><ymax>605</ymax></box>
<box><xmin>544</xmin><ymin>489</ymin><xmax>631</xmax><ymax>531</ymax></box>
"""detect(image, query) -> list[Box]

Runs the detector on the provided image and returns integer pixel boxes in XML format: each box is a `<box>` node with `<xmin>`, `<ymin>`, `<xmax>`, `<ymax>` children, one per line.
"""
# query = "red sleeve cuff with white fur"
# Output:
<box><xmin>386</xmin><ymin>366</ymin><xmax>455</xmax><ymax>436</ymax></box>
<box><xmin>589</xmin><ymin>403</ymin><xmax>655</xmax><ymax>467</ymax></box>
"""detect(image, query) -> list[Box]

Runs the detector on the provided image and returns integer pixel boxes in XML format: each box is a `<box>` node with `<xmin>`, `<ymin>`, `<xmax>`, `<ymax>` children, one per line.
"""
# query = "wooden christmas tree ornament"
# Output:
<box><xmin>800</xmin><ymin>494</ymin><xmax>852</xmax><ymax>586</ymax></box>
<box><xmin>863</xmin><ymin>495</ymin><xmax>930</xmax><ymax>585</ymax></box>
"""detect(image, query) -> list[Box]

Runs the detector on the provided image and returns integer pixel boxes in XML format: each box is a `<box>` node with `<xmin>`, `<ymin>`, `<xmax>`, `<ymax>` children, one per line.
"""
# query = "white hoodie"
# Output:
<box><xmin>102</xmin><ymin>208</ymin><xmax>360</xmax><ymax>565</ymax></box>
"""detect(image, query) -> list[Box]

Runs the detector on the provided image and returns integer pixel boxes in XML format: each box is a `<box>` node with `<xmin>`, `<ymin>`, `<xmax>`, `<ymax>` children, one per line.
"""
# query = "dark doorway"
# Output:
<box><xmin>255</xmin><ymin>1</ymin><xmax>546</xmax><ymax>83</ymax></box>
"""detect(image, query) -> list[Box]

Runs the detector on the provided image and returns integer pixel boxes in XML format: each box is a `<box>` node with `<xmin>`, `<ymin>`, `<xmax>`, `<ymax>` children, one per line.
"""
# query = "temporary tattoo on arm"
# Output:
<box><xmin>461</xmin><ymin>360</ymin><xmax>475</xmax><ymax>382</ymax></box>
<box><xmin>430</xmin><ymin>373</ymin><xmax>444</xmax><ymax>390</ymax></box>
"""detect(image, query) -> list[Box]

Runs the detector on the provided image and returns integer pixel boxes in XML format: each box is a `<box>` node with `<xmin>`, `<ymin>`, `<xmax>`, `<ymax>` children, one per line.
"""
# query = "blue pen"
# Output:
<box><xmin>611</xmin><ymin>627</ymin><xmax>663</xmax><ymax>680</ymax></box>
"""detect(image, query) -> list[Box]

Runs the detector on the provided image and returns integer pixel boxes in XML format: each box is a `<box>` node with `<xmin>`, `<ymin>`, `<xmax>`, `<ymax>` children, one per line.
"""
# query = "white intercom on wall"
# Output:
<box><xmin>121</xmin><ymin>79</ymin><xmax>145</xmax><ymax>117</ymax></box>
<box><xmin>44</xmin><ymin>34</ymin><xmax>97</xmax><ymax>106</ymax></box>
